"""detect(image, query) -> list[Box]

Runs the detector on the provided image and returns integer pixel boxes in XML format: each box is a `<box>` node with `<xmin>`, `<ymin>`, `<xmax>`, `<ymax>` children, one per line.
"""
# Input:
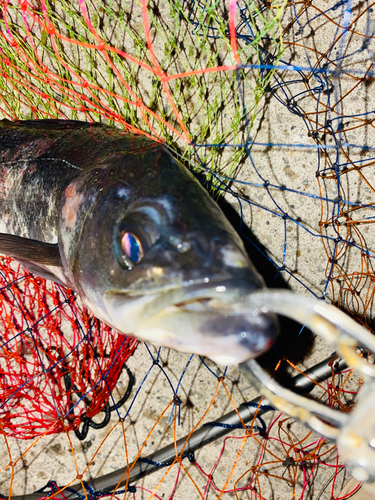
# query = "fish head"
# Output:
<box><xmin>62</xmin><ymin>142</ymin><xmax>279</xmax><ymax>365</ymax></box>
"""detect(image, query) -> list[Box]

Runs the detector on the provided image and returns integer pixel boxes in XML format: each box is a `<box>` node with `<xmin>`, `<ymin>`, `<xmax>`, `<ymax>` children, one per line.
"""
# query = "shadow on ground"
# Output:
<box><xmin>218</xmin><ymin>196</ymin><xmax>316</xmax><ymax>381</ymax></box>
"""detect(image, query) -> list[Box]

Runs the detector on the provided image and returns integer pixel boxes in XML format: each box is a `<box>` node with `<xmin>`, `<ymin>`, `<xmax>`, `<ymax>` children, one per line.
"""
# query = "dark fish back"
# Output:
<box><xmin>0</xmin><ymin>120</ymin><xmax>152</xmax><ymax>244</ymax></box>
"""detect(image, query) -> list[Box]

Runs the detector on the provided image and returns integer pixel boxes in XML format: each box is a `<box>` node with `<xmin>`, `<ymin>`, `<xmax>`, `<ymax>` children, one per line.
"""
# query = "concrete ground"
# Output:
<box><xmin>0</xmin><ymin>0</ymin><xmax>375</xmax><ymax>499</ymax></box>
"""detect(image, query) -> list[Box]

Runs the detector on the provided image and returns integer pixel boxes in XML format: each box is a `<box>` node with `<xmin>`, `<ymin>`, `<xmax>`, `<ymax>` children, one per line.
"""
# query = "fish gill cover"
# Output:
<box><xmin>0</xmin><ymin>0</ymin><xmax>373</xmax><ymax>499</ymax></box>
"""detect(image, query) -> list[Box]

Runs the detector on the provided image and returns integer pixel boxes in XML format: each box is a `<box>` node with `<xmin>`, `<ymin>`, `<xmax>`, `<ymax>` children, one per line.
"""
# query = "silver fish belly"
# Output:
<box><xmin>0</xmin><ymin>119</ymin><xmax>279</xmax><ymax>365</ymax></box>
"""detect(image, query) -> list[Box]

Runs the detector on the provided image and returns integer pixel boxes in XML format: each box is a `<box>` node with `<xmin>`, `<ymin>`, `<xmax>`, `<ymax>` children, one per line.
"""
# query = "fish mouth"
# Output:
<box><xmin>103</xmin><ymin>280</ymin><xmax>279</xmax><ymax>365</ymax></box>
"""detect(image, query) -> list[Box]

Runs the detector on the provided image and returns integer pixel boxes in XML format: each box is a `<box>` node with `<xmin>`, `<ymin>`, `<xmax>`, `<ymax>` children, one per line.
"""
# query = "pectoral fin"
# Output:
<box><xmin>0</xmin><ymin>233</ymin><xmax>62</xmax><ymax>267</ymax></box>
<box><xmin>18</xmin><ymin>260</ymin><xmax>67</xmax><ymax>286</ymax></box>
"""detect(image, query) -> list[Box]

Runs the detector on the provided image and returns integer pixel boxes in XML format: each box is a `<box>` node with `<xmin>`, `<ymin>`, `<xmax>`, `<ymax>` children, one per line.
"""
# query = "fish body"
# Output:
<box><xmin>0</xmin><ymin>119</ymin><xmax>278</xmax><ymax>365</ymax></box>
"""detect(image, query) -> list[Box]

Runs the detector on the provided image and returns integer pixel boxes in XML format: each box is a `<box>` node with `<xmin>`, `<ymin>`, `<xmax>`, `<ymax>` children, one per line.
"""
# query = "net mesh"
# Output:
<box><xmin>0</xmin><ymin>0</ymin><xmax>374</xmax><ymax>499</ymax></box>
<box><xmin>0</xmin><ymin>257</ymin><xmax>137</xmax><ymax>439</ymax></box>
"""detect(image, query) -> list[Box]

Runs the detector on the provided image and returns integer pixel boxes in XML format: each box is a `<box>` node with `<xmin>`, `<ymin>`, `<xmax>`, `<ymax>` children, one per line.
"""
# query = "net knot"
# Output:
<box><xmin>173</xmin><ymin>395</ymin><xmax>181</xmax><ymax>406</ymax></box>
<box><xmin>282</xmin><ymin>457</ymin><xmax>295</xmax><ymax>467</ymax></box>
<box><xmin>308</xmin><ymin>130</ymin><xmax>318</xmax><ymax>139</ymax></box>
<box><xmin>314</xmin><ymin>84</ymin><xmax>325</xmax><ymax>93</ymax></box>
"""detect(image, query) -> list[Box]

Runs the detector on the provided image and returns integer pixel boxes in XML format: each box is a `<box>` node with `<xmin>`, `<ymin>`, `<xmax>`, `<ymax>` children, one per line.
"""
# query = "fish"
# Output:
<box><xmin>0</xmin><ymin>119</ymin><xmax>279</xmax><ymax>365</ymax></box>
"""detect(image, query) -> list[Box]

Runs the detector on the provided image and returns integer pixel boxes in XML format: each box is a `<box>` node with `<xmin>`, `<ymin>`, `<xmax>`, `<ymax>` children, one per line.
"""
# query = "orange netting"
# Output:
<box><xmin>0</xmin><ymin>0</ymin><xmax>373</xmax><ymax>499</ymax></box>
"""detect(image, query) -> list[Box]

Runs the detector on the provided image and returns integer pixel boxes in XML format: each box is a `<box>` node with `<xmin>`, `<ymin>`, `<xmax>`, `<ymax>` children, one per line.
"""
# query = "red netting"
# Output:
<box><xmin>0</xmin><ymin>0</ymin><xmax>373</xmax><ymax>499</ymax></box>
<box><xmin>0</xmin><ymin>256</ymin><xmax>137</xmax><ymax>439</ymax></box>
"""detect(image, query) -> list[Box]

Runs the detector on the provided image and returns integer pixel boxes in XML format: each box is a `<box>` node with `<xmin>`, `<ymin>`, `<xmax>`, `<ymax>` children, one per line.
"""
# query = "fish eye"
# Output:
<box><xmin>121</xmin><ymin>232</ymin><xmax>144</xmax><ymax>264</ymax></box>
<box><xmin>117</xmin><ymin>207</ymin><xmax>161</xmax><ymax>270</ymax></box>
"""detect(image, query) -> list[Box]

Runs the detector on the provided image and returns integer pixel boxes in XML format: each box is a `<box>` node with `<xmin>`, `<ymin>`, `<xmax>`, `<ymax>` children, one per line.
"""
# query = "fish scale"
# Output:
<box><xmin>0</xmin><ymin>120</ymin><xmax>147</xmax><ymax>241</ymax></box>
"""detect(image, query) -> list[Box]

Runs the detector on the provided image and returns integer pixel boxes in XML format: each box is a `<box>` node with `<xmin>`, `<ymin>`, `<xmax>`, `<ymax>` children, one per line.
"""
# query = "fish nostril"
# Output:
<box><xmin>171</xmin><ymin>234</ymin><xmax>226</xmax><ymax>266</ymax></box>
<box><xmin>176</xmin><ymin>241</ymin><xmax>191</xmax><ymax>253</ymax></box>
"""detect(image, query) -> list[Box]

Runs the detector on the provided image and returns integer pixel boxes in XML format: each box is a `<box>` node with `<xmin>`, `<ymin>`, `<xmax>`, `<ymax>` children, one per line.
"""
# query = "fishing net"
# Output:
<box><xmin>0</xmin><ymin>257</ymin><xmax>137</xmax><ymax>439</ymax></box>
<box><xmin>0</xmin><ymin>0</ymin><xmax>373</xmax><ymax>499</ymax></box>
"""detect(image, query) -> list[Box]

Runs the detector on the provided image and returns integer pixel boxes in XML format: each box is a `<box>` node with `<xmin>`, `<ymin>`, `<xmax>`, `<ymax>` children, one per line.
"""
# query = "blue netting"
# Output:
<box><xmin>0</xmin><ymin>0</ymin><xmax>372</xmax><ymax>499</ymax></box>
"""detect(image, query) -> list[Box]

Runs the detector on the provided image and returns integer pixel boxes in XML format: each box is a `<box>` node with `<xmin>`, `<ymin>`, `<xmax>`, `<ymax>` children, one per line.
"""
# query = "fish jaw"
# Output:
<box><xmin>103</xmin><ymin>280</ymin><xmax>279</xmax><ymax>365</ymax></box>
